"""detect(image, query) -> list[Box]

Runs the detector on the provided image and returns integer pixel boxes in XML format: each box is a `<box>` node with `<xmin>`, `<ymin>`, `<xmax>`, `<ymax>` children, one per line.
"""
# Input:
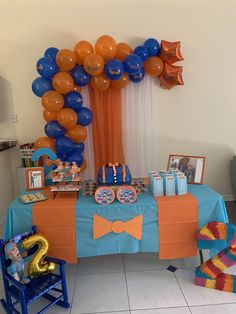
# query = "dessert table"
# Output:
<box><xmin>4</xmin><ymin>184</ymin><xmax>229</xmax><ymax>259</ymax></box>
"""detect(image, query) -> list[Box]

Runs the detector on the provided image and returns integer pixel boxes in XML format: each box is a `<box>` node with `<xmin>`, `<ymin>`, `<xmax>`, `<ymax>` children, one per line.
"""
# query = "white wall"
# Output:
<box><xmin>0</xmin><ymin>75</ymin><xmax>17</xmax><ymax>229</ymax></box>
<box><xmin>0</xmin><ymin>149</ymin><xmax>16</xmax><ymax>234</ymax></box>
<box><xmin>0</xmin><ymin>0</ymin><xmax>236</xmax><ymax>198</ymax></box>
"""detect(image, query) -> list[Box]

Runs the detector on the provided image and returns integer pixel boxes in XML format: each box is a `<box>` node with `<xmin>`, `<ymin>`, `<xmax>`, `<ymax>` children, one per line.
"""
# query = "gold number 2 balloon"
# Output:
<box><xmin>22</xmin><ymin>234</ymin><xmax>55</xmax><ymax>279</ymax></box>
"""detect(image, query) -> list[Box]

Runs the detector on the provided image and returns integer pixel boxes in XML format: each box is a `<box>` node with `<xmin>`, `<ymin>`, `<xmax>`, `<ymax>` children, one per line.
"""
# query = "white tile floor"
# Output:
<box><xmin>1</xmin><ymin>253</ymin><xmax>236</xmax><ymax>313</ymax></box>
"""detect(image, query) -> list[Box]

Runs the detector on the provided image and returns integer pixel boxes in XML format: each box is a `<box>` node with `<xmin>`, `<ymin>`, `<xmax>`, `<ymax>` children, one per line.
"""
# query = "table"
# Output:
<box><xmin>4</xmin><ymin>185</ymin><xmax>229</xmax><ymax>258</ymax></box>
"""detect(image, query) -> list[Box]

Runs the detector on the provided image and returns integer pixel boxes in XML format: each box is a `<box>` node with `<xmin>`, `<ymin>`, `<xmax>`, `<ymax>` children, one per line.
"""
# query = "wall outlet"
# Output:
<box><xmin>10</xmin><ymin>114</ymin><xmax>18</xmax><ymax>123</ymax></box>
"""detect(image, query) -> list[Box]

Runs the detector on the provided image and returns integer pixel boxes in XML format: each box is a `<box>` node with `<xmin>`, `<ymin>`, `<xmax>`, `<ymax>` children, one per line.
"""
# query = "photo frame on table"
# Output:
<box><xmin>25</xmin><ymin>167</ymin><xmax>44</xmax><ymax>191</ymax></box>
<box><xmin>167</xmin><ymin>154</ymin><xmax>205</xmax><ymax>184</ymax></box>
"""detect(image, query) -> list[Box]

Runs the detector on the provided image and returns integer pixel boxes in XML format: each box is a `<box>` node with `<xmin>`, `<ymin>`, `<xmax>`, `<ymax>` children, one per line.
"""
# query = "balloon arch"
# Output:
<box><xmin>32</xmin><ymin>35</ymin><xmax>184</xmax><ymax>169</ymax></box>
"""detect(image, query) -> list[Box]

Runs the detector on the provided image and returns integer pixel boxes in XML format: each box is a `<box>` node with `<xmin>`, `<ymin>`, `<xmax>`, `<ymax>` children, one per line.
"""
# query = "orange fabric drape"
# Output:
<box><xmin>155</xmin><ymin>194</ymin><xmax>198</xmax><ymax>259</ymax></box>
<box><xmin>32</xmin><ymin>190</ymin><xmax>77</xmax><ymax>263</ymax></box>
<box><xmin>88</xmin><ymin>86</ymin><xmax>125</xmax><ymax>174</ymax></box>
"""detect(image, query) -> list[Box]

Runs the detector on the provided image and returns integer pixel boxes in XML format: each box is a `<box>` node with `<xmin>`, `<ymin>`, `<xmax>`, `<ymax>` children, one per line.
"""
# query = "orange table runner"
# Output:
<box><xmin>155</xmin><ymin>193</ymin><xmax>198</xmax><ymax>259</ymax></box>
<box><xmin>32</xmin><ymin>190</ymin><xmax>77</xmax><ymax>263</ymax></box>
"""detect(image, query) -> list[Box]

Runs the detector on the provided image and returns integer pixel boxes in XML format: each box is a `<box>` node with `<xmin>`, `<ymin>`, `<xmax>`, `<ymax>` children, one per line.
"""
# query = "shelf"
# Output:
<box><xmin>0</xmin><ymin>143</ymin><xmax>16</xmax><ymax>152</ymax></box>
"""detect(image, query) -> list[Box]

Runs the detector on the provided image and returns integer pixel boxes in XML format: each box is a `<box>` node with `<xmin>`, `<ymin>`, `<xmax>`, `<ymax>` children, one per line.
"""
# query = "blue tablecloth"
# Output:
<box><xmin>4</xmin><ymin>185</ymin><xmax>229</xmax><ymax>258</ymax></box>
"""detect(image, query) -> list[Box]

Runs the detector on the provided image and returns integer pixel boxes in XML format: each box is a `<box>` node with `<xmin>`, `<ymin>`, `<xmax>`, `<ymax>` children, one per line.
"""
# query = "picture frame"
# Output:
<box><xmin>167</xmin><ymin>154</ymin><xmax>205</xmax><ymax>184</ymax></box>
<box><xmin>25</xmin><ymin>167</ymin><xmax>44</xmax><ymax>191</ymax></box>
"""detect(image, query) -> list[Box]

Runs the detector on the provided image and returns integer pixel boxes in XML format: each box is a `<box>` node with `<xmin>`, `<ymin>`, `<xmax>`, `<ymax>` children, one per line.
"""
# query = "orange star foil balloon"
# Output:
<box><xmin>159</xmin><ymin>63</ymin><xmax>184</xmax><ymax>90</ymax></box>
<box><xmin>159</xmin><ymin>40</ymin><xmax>184</xmax><ymax>64</ymax></box>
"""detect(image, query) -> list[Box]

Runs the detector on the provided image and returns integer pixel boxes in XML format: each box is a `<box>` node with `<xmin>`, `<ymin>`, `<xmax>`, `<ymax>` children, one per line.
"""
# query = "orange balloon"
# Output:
<box><xmin>52</xmin><ymin>72</ymin><xmax>74</xmax><ymax>94</ymax></box>
<box><xmin>115</xmin><ymin>42</ymin><xmax>132</xmax><ymax>61</ymax></box>
<box><xmin>41</xmin><ymin>91</ymin><xmax>64</xmax><ymax>112</ymax></box>
<box><xmin>57</xmin><ymin>108</ymin><xmax>78</xmax><ymax>129</ymax></box>
<box><xmin>34</xmin><ymin>137</ymin><xmax>55</xmax><ymax>150</ymax></box>
<box><xmin>73</xmin><ymin>85</ymin><xmax>82</xmax><ymax>93</ymax></box>
<box><xmin>91</xmin><ymin>74</ymin><xmax>110</xmax><ymax>92</ymax></box>
<box><xmin>56</xmin><ymin>49</ymin><xmax>77</xmax><ymax>71</ymax></box>
<box><xmin>43</xmin><ymin>110</ymin><xmax>58</xmax><ymax>122</ymax></box>
<box><xmin>83</xmin><ymin>53</ymin><xmax>104</xmax><ymax>76</ymax></box>
<box><xmin>80</xmin><ymin>159</ymin><xmax>87</xmax><ymax>172</ymax></box>
<box><xmin>74</xmin><ymin>40</ymin><xmax>94</xmax><ymax>65</ymax></box>
<box><xmin>67</xmin><ymin>125</ymin><xmax>87</xmax><ymax>143</ymax></box>
<box><xmin>111</xmin><ymin>73</ymin><xmax>129</xmax><ymax>89</ymax></box>
<box><xmin>95</xmin><ymin>35</ymin><xmax>117</xmax><ymax>62</ymax></box>
<box><xmin>144</xmin><ymin>57</ymin><xmax>164</xmax><ymax>76</ymax></box>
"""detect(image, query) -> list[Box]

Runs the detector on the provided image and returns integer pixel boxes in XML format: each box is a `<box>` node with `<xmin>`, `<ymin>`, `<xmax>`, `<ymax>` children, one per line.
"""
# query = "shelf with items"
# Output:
<box><xmin>49</xmin><ymin>160</ymin><xmax>81</xmax><ymax>198</ymax></box>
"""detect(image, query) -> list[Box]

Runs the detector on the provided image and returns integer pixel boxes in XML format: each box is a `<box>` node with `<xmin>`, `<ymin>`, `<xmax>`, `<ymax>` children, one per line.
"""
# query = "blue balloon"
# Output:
<box><xmin>104</xmin><ymin>59</ymin><xmax>124</xmax><ymax>80</ymax></box>
<box><xmin>133</xmin><ymin>46</ymin><xmax>149</xmax><ymax>62</ymax></box>
<box><xmin>44</xmin><ymin>47</ymin><xmax>59</xmax><ymax>60</ymax></box>
<box><xmin>36</xmin><ymin>57</ymin><xmax>58</xmax><ymax>78</ymax></box>
<box><xmin>64</xmin><ymin>91</ymin><xmax>83</xmax><ymax>111</ymax></box>
<box><xmin>71</xmin><ymin>65</ymin><xmax>91</xmax><ymax>86</ymax></box>
<box><xmin>55</xmin><ymin>136</ymin><xmax>74</xmax><ymax>155</ymax></box>
<box><xmin>44</xmin><ymin>120</ymin><xmax>65</xmax><ymax>138</ymax></box>
<box><xmin>143</xmin><ymin>38</ymin><xmax>160</xmax><ymax>56</ymax></box>
<box><xmin>129</xmin><ymin>67</ymin><xmax>145</xmax><ymax>83</ymax></box>
<box><xmin>73</xmin><ymin>142</ymin><xmax>85</xmax><ymax>153</ymax></box>
<box><xmin>56</xmin><ymin>153</ymin><xmax>66</xmax><ymax>161</ymax></box>
<box><xmin>123</xmin><ymin>54</ymin><xmax>143</xmax><ymax>75</ymax></box>
<box><xmin>77</xmin><ymin>108</ymin><xmax>93</xmax><ymax>126</ymax></box>
<box><xmin>66</xmin><ymin>151</ymin><xmax>84</xmax><ymax>167</ymax></box>
<box><xmin>32</xmin><ymin>77</ymin><xmax>53</xmax><ymax>97</ymax></box>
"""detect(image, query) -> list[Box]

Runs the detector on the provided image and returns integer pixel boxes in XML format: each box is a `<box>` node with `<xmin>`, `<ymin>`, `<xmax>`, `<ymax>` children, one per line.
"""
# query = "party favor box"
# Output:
<box><xmin>175</xmin><ymin>174</ymin><xmax>188</xmax><ymax>195</ymax></box>
<box><xmin>153</xmin><ymin>175</ymin><xmax>164</xmax><ymax>196</ymax></box>
<box><xmin>163</xmin><ymin>174</ymin><xmax>175</xmax><ymax>196</ymax></box>
<box><xmin>149</xmin><ymin>171</ymin><xmax>158</xmax><ymax>195</ymax></box>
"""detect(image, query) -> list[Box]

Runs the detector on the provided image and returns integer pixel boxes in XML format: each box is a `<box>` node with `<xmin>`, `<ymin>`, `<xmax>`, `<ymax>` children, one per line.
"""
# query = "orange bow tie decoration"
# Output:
<box><xmin>93</xmin><ymin>214</ymin><xmax>143</xmax><ymax>240</ymax></box>
<box><xmin>45</xmin><ymin>158</ymin><xmax>61</xmax><ymax>167</ymax></box>
<box><xmin>108</xmin><ymin>162</ymin><xmax>119</xmax><ymax>167</ymax></box>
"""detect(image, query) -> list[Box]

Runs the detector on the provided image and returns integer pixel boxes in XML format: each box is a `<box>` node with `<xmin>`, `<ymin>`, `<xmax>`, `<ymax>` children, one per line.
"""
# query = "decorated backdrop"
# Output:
<box><xmin>32</xmin><ymin>35</ymin><xmax>184</xmax><ymax>175</ymax></box>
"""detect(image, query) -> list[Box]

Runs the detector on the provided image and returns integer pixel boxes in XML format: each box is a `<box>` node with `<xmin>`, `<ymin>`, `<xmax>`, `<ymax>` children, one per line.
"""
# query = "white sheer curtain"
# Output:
<box><xmin>82</xmin><ymin>77</ymin><xmax>159</xmax><ymax>179</ymax></box>
<box><xmin>80</xmin><ymin>86</ymin><xmax>95</xmax><ymax>179</ymax></box>
<box><xmin>121</xmin><ymin>76</ymin><xmax>159</xmax><ymax>177</ymax></box>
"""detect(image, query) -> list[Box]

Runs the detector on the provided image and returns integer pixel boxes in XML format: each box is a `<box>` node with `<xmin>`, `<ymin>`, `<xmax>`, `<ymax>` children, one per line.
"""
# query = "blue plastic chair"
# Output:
<box><xmin>0</xmin><ymin>226</ymin><xmax>70</xmax><ymax>314</ymax></box>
